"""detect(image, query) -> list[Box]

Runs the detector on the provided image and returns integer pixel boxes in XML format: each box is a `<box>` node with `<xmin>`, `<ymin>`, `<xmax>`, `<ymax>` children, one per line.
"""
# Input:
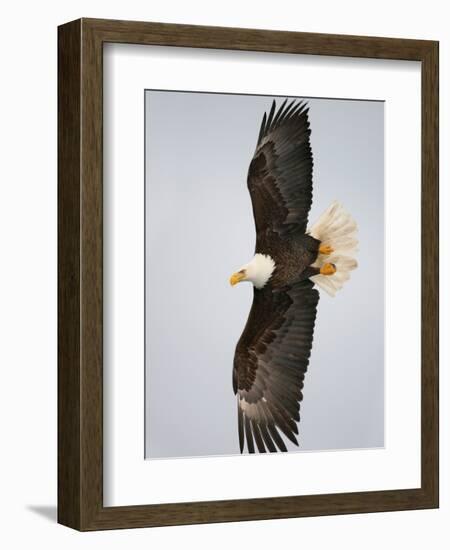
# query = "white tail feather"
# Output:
<box><xmin>308</xmin><ymin>201</ymin><xmax>358</xmax><ymax>297</ymax></box>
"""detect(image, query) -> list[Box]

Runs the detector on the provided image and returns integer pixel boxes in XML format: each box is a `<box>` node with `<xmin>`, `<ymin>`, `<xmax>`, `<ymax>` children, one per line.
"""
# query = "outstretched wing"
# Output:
<box><xmin>233</xmin><ymin>281</ymin><xmax>319</xmax><ymax>453</ymax></box>
<box><xmin>248</xmin><ymin>99</ymin><xmax>314</xmax><ymax>238</ymax></box>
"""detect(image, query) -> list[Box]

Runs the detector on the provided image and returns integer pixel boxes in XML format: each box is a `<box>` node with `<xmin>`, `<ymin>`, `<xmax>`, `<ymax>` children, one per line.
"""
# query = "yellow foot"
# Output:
<box><xmin>319</xmin><ymin>244</ymin><xmax>334</xmax><ymax>255</ymax></box>
<box><xmin>320</xmin><ymin>263</ymin><xmax>336</xmax><ymax>276</ymax></box>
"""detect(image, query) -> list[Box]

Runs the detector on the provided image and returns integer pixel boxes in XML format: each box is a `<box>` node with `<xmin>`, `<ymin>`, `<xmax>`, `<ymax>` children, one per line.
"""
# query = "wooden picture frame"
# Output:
<box><xmin>58</xmin><ymin>18</ymin><xmax>439</xmax><ymax>531</ymax></box>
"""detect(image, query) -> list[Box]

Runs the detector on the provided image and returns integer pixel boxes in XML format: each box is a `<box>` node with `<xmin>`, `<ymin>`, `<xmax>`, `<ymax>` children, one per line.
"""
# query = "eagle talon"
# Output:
<box><xmin>319</xmin><ymin>244</ymin><xmax>334</xmax><ymax>255</ymax></box>
<box><xmin>320</xmin><ymin>263</ymin><xmax>336</xmax><ymax>276</ymax></box>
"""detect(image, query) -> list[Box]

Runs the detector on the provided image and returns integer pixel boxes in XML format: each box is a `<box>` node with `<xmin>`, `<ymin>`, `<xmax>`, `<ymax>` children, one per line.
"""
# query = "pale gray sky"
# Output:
<box><xmin>145</xmin><ymin>90</ymin><xmax>384</xmax><ymax>459</ymax></box>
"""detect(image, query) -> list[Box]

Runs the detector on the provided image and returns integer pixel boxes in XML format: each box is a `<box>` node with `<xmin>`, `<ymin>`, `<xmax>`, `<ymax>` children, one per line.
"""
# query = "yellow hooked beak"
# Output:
<box><xmin>229</xmin><ymin>270</ymin><xmax>247</xmax><ymax>286</ymax></box>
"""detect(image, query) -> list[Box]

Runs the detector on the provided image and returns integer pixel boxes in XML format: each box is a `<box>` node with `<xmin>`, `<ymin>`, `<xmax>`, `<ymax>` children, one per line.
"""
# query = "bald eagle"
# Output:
<box><xmin>229</xmin><ymin>99</ymin><xmax>358</xmax><ymax>454</ymax></box>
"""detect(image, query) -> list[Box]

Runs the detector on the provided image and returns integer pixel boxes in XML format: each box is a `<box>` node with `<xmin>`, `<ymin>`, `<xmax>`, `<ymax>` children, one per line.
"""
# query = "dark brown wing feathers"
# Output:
<box><xmin>234</xmin><ymin>282</ymin><xmax>319</xmax><ymax>453</ymax></box>
<box><xmin>248</xmin><ymin>99</ymin><xmax>313</xmax><ymax>237</ymax></box>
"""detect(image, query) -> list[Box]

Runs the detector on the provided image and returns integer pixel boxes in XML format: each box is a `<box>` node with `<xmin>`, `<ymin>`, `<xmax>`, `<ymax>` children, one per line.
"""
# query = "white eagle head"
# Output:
<box><xmin>229</xmin><ymin>253</ymin><xmax>275</xmax><ymax>290</ymax></box>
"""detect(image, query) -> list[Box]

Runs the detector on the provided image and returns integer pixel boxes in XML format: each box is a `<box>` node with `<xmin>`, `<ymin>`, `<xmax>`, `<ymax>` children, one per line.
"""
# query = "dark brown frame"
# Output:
<box><xmin>58</xmin><ymin>18</ymin><xmax>439</xmax><ymax>531</ymax></box>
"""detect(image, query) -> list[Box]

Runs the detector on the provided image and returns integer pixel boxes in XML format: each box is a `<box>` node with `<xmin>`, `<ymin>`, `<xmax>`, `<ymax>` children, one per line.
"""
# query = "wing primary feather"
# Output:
<box><xmin>272</xmin><ymin>98</ymin><xmax>288</xmax><ymax>127</ymax></box>
<box><xmin>251</xmin><ymin>420</ymin><xmax>266</xmax><ymax>453</ymax></box>
<box><xmin>238</xmin><ymin>400</ymin><xmax>244</xmax><ymax>453</ymax></box>
<box><xmin>261</xmin><ymin>401</ymin><xmax>288</xmax><ymax>452</ymax></box>
<box><xmin>257</xmin><ymin>112</ymin><xmax>267</xmax><ymax>145</ymax></box>
<box><xmin>268</xmin><ymin>403</ymin><xmax>299</xmax><ymax>445</ymax></box>
<box><xmin>287</xmin><ymin>101</ymin><xmax>306</xmax><ymax>120</ymax></box>
<box><xmin>244</xmin><ymin>415</ymin><xmax>255</xmax><ymax>454</ymax></box>
<box><xmin>267</xmin><ymin>423</ymin><xmax>288</xmax><ymax>452</ymax></box>
<box><xmin>265</xmin><ymin>100</ymin><xmax>276</xmax><ymax>134</ymax></box>
<box><xmin>278</xmin><ymin>99</ymin><xmax>297</xmax><ymax>124</ymax></box>
<box><xmin>262</xmin><ymin>403</ymin><xmax>287</xmax><ymax>453</ymax></box>
<box><xmin>295</xmin><ymin>101</ymin><xmax>308</xmax><ymax>117</ymax></box>
<box><xmin>259</xmin><ymin>422</ymin><xmax>277</xmax><ymax>452</ymax></box>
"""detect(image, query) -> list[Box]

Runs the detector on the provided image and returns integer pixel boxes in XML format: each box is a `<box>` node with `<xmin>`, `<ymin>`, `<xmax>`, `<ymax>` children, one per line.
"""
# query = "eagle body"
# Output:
<box><xmin>229</xmin><ymin>99</ymin><xmax>358</xmax><ymax>454</ymax></box>
<box><xmin>255</xmin><ymin>231</ymin><xmax>320</xmax><ymax>288</ymax></box>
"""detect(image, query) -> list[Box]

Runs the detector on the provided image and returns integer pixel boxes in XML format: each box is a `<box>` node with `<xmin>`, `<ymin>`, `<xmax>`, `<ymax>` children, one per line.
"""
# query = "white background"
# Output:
<box><xmin>0</xmin><ymin>0</ymin><xmax>447</xmax><ymax>548</ymax></box>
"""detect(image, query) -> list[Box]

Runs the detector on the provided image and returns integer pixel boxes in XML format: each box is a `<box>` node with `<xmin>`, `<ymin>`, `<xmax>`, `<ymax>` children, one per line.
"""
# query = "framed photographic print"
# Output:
<box><xmin>58</xmin><ymin>18</ymin><xmax>439</xmax><ymax>530</ymax></box>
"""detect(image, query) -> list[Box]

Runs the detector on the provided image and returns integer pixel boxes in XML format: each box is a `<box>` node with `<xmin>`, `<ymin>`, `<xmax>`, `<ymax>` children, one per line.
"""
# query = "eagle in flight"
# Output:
<box><xmin>229</xmin><ymin>99</ymin><xmax>358</xmax><ymax>454</ymax></box>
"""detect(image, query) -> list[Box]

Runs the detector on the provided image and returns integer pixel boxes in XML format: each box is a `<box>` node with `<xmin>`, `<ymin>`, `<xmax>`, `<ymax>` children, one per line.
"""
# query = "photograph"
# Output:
<box><xmin>144</xmin><ymin>90</ymin><xmax>384</xmax><ymax>458</ymax></box>
<box><xmin>0</xmin><ymin>2</ymin><xmax>441</xmax><ymax>543</ymax></box>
